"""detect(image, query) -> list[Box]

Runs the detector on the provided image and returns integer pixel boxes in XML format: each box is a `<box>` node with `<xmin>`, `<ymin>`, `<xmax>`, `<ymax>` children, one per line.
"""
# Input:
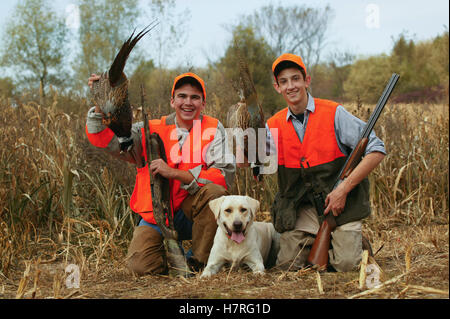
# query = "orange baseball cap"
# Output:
<box><xmin>272</xmin><ymin>53</ymin><xmax>307</xmax><ymax>77</ymax></box>
<box><xmin>171</xmin><ymin>72</ymin><xmax>206</xmax><ymax>101</ymax></box>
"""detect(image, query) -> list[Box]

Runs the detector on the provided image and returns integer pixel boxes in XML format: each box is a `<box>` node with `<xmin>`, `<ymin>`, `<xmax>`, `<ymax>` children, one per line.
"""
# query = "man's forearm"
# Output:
<box><xmin>324</xmin><ymin>151</ymin><xmax>385</xmax><ymax>216</ymax></box>
<box><xmin>340</xmin><ymin>151</ymin><xmax>385</xmax><ymax>194</ymax></box>
<box><xmin>173</xmin><ymin>169</ymin><xmax>195</xmax><ymax>185</ymax></box>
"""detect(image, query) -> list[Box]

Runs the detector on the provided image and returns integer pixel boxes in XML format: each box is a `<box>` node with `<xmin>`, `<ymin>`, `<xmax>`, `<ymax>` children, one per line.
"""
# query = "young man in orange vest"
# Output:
<box><xmin>265</xmin><ymin>54</ymin><xmax>386</xmax><ymax>272</ymax></box>
<box><xmin>86</xmin><ymin>72</ymin><xmax>235</xmax><ymax>275</ymax></box>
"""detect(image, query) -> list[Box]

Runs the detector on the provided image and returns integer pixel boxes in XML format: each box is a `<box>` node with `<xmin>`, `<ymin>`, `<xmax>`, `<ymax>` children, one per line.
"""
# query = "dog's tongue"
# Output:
<box><xmin>231</xmin><ymin>231</ymin><xmax>245</xmax><ymax>244</ymax></box>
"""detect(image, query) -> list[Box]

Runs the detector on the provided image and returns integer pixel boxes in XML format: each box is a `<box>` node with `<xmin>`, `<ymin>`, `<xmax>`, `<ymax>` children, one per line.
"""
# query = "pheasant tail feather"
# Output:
<box><xmin>108</xmin><ymin>21</ymin><xmax>159</xmax><ymax>86</ymax></box>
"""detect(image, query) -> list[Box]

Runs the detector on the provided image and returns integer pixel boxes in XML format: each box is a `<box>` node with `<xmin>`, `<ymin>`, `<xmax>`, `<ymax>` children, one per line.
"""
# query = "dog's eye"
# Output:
<box><xmin>224</xmin><ymin>208</ymin><xmax>232</xmax><ymax>213</ymax></box>
<box><xmin>240</xmin><ymin>208</ymin><xmax>247</xmax><ymax>213</ymax></box>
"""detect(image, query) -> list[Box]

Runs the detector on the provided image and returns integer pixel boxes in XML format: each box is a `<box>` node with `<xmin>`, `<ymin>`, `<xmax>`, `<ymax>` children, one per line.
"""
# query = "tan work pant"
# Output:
<box><xmin>276</xmin><ymin>205</ymin><xmax>363</xmax><ymax>272</ymax></box>
<box><xmin>126</xmin><ymin>183</ymin><xmax>228</xmax><ymax>276</ymax></box>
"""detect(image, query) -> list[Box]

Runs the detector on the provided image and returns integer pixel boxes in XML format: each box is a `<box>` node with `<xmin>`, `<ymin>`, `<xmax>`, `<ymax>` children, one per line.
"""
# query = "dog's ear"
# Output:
<box><xmin>209</xmin><ymin>196</ymin><xmax>226</xmax><ymax>220</ymax></box>
<box><xmin>245</xmin><ymin>196</ymin><xmax>260</xmax><ymax>217</ymax></box>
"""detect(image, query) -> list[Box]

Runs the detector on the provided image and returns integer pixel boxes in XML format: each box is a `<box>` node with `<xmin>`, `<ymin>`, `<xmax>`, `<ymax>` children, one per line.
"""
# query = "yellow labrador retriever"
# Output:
<box><xmin>201</xmin><ymin>195</ymin><xmax>280</xmax><ymax>278</ymax></box>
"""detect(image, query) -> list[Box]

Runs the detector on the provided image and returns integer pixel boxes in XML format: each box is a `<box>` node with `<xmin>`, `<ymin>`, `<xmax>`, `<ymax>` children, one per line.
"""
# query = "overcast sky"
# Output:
<box><xmin>0</xmin><ymin>0</ymin><xmax>448</xmax><ymax>68</ymax></box>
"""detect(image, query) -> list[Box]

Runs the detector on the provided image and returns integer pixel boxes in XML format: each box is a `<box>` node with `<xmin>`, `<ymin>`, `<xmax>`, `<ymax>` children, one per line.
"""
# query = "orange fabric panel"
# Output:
<box><xmin>267</xmin><ymin>98</ymin><xmax>345</xmax><ymax>169</ymax></box>
<box><xmin>129</xmin><ymin>164</ymin><xmax>153</xmax><ymax>214</ymax></box>
<box><xmin>85</xmin><ymin>125</ymin><xmax>115</xmax><ymax>148</ymax></box>
<box><xmin>198</xmin><ymin>167</ymin><xmax>227</xmax><ymax>188</ymax></box>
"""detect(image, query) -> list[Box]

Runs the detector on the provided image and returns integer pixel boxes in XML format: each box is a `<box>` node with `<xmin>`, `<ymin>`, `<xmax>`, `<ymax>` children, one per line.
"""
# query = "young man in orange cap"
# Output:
<box><xmin>86</xmin><ymin>72</ymin><xmax>235</xmax><ymax>275</ymax></box>
<box><xmin>265</xmin><ymin>53</ymin><xmax>386</xmax><ymax>272</ymax></box>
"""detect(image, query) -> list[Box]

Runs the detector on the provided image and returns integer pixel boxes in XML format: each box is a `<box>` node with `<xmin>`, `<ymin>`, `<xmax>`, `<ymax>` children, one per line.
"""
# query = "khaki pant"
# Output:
<box><xmin>276</xmin><ymin>205</ymin><xmax>363</xmax><ymax>272</ymax></box>
<box><xmin>126</xmin><ymin>183</ymin><xmax>228</xmax><ymax>276</ymax></box>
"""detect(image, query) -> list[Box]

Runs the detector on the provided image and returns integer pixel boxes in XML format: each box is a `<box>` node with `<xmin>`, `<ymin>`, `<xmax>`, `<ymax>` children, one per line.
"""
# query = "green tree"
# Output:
<box><xmin>343</xmin><ymin>55</ymin><xmax>392</xmax><ymax>103</ymax></box>
<box><xmin>143</xmin><ymin>66</ymin><xmax>182</xmax><ymax>117</ymax></box>
<box><xmin>215</xmin><ymin>25</ymin><xmax>282</xmax><ymax>115</ymax></box>
<box><xmin>312</xmin><ymin>51</ymin><xmax>355</xmax><ymax>100</ymax></box>
<box><xmin>128</xmin><ymin>59</ymin><xmax>155</xmax><ymax>107</ymax></box>
<box><xmin>425</xmin><ymin>30</ymin><xmax>449</xmax><ymax>91</ymax></box>
<box><xmin>73</xmin><ymin>0</ymin><xmax>141</xmax><ymax>92</ymax></box>
<box><xmin>389</xmin><ymin>33</ymin><xmax>419</xmax><ymax>92</ymax></box>
<box><xmin>0</xmin><ymin>0</ymin><xmax>68</xmax><ymax>98</ymax></box>
<box><xmin>389</xmin><ymin>32</ymin><xmax>446</xmax><ymax>96</ymax></box>
<box><xmin>344</xmin><ymin>30</ymin><xmax>449</xmax><ymax>104</ymax></box>
<box><xmin>0</xmin><ymin>77</ymin><xmax>15</xmax><ymax>98</ymax></box>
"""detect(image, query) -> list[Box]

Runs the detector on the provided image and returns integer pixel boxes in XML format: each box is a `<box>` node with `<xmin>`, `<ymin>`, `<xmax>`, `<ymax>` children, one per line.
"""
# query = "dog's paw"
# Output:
<box><xmin>253</xmin><ymin>270</ymin><xmax>265</xmax><ymax>276</ymax></box>
<box><xmin>200</xmin><ymin>270</ymin><xmax>213</xmax><ymax>278</ymax></box>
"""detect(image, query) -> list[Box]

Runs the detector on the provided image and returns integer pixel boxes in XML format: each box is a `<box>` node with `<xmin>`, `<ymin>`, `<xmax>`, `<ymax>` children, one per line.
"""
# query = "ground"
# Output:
<box><xmin>0</xmin><ymin>224</ymin><xmax>448</xmax><ymax>300</ymax></box>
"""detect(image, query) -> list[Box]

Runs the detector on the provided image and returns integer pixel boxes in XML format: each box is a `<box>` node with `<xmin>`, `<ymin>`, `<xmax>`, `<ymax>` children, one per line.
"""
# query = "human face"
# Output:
<box><xmin>171</xmin><ymin>84</ymin><xmax>205</xmax><ymax>130</ymax></box>
<box><xmin>273</xmin><ymin>67</ymin><xmax>311</xmax><ymax>113</ymax></box>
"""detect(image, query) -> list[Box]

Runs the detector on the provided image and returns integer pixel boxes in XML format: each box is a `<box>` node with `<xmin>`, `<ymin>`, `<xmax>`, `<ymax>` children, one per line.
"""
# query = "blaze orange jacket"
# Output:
<box><xmin>86</xmin><ymin>114</ymin><xmax>227</xmax><ymax>225</ymax></box>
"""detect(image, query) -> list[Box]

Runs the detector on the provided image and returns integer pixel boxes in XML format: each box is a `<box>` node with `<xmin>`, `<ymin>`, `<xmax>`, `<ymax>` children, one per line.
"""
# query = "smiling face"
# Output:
<box><xmin>209</xmin><ymin>195</ymin><xmax>260</xmax><ymax>244</ymax></box>
<box><xmin>273</xmin><ymin>67</ymin><xmax>311</xmax><ymax>114</ymax></box>
<box><xmin>170</xmin><ymin>83</ymin><xmax>205</xmax><ymax>130</ymax></box>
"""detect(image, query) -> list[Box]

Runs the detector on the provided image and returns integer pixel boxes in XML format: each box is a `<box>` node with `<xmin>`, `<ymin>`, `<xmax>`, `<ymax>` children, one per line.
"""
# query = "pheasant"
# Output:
<box><xmin>227</xmin><ymin>46</ymin><xmax>266</xmax><ymax>180</ymax></box>
<box><xmin>90</xmin><ymin>23</ymin><xmax>157</xmax><ymax>152</ymax></box>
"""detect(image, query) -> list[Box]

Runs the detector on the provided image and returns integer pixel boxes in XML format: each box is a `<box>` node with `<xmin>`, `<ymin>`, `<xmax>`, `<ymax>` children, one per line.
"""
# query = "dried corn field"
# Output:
<box><xmin>0</xmin><ymin>95</ymin><xmax>448</xmax><ymax>300</ymax></box>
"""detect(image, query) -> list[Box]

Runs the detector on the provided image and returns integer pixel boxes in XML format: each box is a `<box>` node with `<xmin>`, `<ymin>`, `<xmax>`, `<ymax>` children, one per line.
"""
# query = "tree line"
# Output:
<box><xmin>0</xmin><ymin>0</ymin><xmax>448</xmax><ymax>117</ymax></box>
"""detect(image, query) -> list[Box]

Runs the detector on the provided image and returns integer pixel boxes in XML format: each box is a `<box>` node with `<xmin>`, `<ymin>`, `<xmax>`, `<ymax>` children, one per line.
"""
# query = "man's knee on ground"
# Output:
<box><xmin>126</xmin><ymin>226</ymin><xmax>167</xmax><ymax>276</ymax></box>
<box><xmin>127</xmin><ymin>254</ymin><xmax>167</xmax><ymax>276</ymax></box>
<box><xmin>127</xmin><ymin>250</ymin><xmax>167</xmax><ymax>276</ymax></box>
<box><xmin>330</xmin><ymin>253</ymin><xmax>361</xmax><ymax>272</ymax></box>
<box><xmin>329</xmin><ymin>230</ymin><xmax>362</xmax><ymax>272</ymax></box>
<box><xmin>276</xmin><ymin>230</ymin><xmax>314</xmax><ymax>271</ymax></box>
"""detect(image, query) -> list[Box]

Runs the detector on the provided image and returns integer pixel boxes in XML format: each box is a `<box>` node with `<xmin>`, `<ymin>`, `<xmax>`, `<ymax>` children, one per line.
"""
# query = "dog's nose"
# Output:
<box><xmin>233</xmin><ymin>221</ymin><xmax>243</xmax><ymax>231</ymax></box>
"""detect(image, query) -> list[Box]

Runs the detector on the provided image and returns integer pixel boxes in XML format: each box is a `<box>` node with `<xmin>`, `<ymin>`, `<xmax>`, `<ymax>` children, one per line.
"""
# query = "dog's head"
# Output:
<box><xmin>209</xmin><ymin>195</ymin><xmax>260</xmax><ymax>244</ymax></box>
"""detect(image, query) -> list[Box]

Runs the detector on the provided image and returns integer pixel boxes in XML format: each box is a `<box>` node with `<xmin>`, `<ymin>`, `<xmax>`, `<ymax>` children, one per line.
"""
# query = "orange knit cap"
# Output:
<box><xmin>171</xmin><ymin>72</ymin><xmax>206</xmax><ymax>101</ymax></box>
<box><xmin>272</xmin><ymin>53</ymin><xmax>307</xmax><ymax>77</ymax></box>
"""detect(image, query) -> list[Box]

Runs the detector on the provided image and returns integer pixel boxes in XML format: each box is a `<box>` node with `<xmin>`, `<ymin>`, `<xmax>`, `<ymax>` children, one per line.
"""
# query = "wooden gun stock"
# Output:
<box><xmin>307</xmin><ymin>214</ymin><xmax>337</xmax><ymax>270</ymax></box>
<box><xmin>341</xmin><ymin>138</ymin><xmax>368</xmax><ymax>179</ymax></box>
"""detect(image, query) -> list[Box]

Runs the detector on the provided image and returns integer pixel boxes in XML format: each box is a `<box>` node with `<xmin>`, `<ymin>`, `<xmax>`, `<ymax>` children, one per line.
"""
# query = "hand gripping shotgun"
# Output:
<box><xmin>307</xmin><ymin>73</ymin><xmax>400</xmax><ymax>270</ymax></box>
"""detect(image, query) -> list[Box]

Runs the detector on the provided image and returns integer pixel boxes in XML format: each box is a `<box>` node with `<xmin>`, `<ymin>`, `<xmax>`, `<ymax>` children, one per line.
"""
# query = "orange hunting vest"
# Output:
<box><xmin>267</xmin><ymin>98</ymin><xmax>346</xmax><ymax>168</ymax></box>
<box><xmin>130</xmin><ymin>114</ymin><xmax>225</xmax><ymax>225</ymax></box>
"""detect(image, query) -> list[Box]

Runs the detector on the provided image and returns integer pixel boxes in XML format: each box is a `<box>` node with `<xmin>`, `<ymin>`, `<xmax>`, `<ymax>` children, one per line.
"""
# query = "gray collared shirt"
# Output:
<box><xmin>266</xmin><ymin>93</ymin><xmax>386</xmax><ymax>157</ymax></box>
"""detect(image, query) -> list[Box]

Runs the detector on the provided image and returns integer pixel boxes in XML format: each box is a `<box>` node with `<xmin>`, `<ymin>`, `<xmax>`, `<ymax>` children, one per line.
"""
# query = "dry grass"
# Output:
<box><xmin>0</xmin><ymin>223</ymin><xmax>447</xmax><ymax>299</ymax></box>
<box><xmin>0</xmin><ymin>94</ymin><xmax>448</xmax><ymax>299</ymax></box>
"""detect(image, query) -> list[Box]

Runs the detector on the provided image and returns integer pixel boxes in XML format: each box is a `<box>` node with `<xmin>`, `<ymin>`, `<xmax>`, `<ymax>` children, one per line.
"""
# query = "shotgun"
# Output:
<box><xmin>141</xmin><ymin>84</ymin><xmax>190</xmax><ymax>277</ymax></box>
<box><xmin>307</xmin><ymin>73</ymin><xmax>400</xmax><ymax>270</ymax></box>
